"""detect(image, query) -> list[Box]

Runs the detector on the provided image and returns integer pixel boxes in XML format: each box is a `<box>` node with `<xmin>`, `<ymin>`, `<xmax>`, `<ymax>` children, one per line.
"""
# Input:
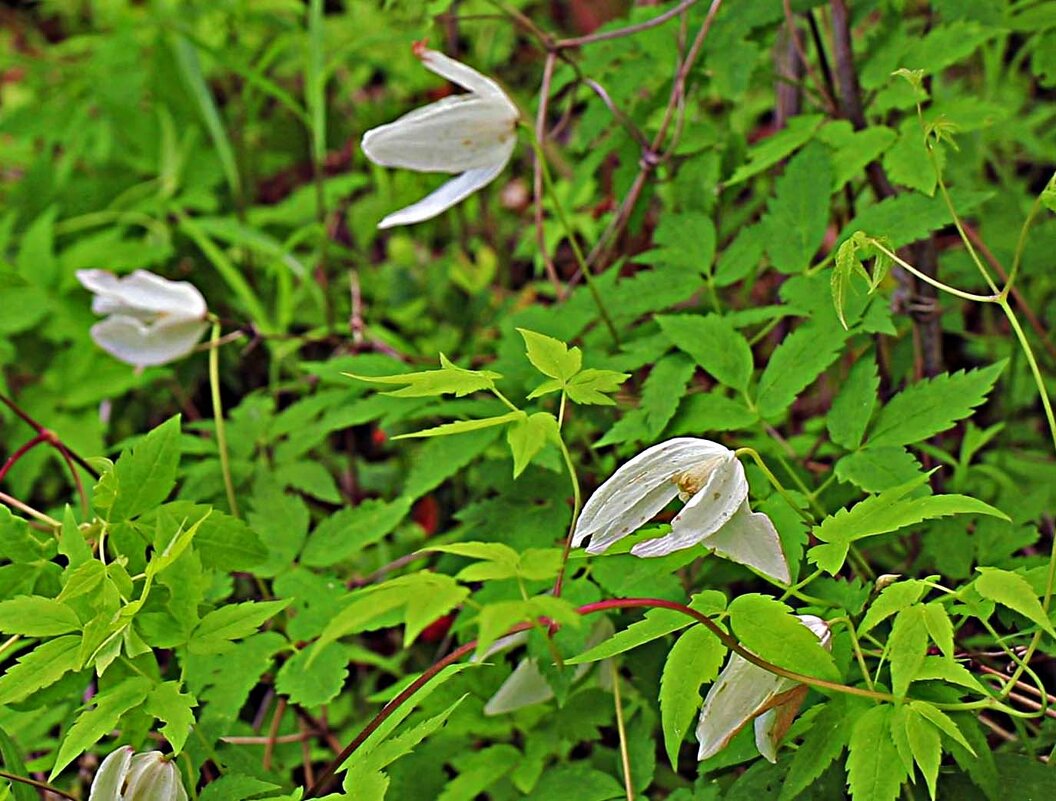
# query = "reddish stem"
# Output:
<box><xmin>0</xmin><ymin>433</ymin><xmax>49</xmax><ymax>482</ymax></box>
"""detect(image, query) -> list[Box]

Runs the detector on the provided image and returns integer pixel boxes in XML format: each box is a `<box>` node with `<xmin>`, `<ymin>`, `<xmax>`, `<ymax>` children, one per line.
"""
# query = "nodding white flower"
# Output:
<box><xmin>361</xmin><ymin>44</ymin><xmax>519</xmax><ymax>229</ymax></box>
<box><xmin>571</xmin><ymin>438</ymin><xmax>791</xmax><ymax>583</ymax></box>
<box><xmin>89</xmin><ymin>747</ymin><xmax>189</xmax><ymax>801</ymax></box>
<box><xmin>76</xmin><ymin>269</ymin><xmax>209</xmax><ymax>368</ymax></box>
<box><xmin>697</xmin><ymin>615</ymin><xmax>831</xmax><ymax>762</ymax></box>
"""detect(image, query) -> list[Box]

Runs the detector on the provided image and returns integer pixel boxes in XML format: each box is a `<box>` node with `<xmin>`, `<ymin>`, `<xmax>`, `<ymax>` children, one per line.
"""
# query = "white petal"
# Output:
<box><xmin>753</xmin><ymin>708</ymin><xmax>780</xmax><ymax>762</ymax></box>
<box><xmin>419</xmin><ymin>48</ymin><xmax>512</xmax><ymax>101</ymax></box>
<box><xmin>574</xmin><ymin>438</ymin><xmax>731</xmax><ymax>552</ymax></box>
<box><xmin>377</xmin><ymin>159</ymin><xmax>510</xmax><ymax>229</ymax></box>
<box><xmin>700</xmin><ymin>501</ymin><xmax>791</xmax><ymax>583</ymax></box>
<box><xmin>484</xmin><ymin>657</ymin><xmax>554</xmax><ymax>715</ymax></box>
<box><xmin>77</xmin><ymin>269</ymin><xmax>207</xmax><ymax>319</ymax></box>
<box><xmin>696</xmin><ymin>653</ymin><xmax>792</xmax><ymax>761</ymax></box>
<box><xmin>91</xmin><ymin>315</ymin><xmax>208</xmax><ymax>367</ymax></box>
<box><xmin>362</xmin><ymin>94</ymin><xmax>517</xmax><ymax>174</ymax></box>
<box><xmin>89</xmin><ymin>746</ymin><xmax>134</xmax><ymax>801</ymax></box>
<box><xmin>630</xmin><ymin>452</ymin><xmax>746</xmax><ymax>558</ymax></box>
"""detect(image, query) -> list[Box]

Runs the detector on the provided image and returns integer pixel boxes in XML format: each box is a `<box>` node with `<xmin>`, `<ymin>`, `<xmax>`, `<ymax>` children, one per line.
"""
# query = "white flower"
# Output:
<box><xmin>361</xmin><ymin>45</ymin><xmax>519</xmax><ymax>229</ymax></box>
<box><xmin>89</xmin><ymin>748</ymin><xmax>189</xmax><ymax>801</ymax></box>
<box><xmin>76</xmin><ymin>269</ymin><xmax>209</xmax><ymax>368</ymax></box>
<box><xmin>696</xmin><ymin>615</ymin><xmax>831</xmax><ymax>762</ymax></box>
<box><xmin>571</xmin><ymin>438</ymin><xmax>791</xmax><ymax>583</ymax></box>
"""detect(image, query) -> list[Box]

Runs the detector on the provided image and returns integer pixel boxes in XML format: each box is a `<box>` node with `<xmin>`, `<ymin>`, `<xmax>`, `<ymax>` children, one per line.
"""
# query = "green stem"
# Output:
<box><xmin>552</xmin><ymin>433</ymin><xmax>584</xmax><ymax>598</ymax></box>
<box><xmin>735</xmin><ymin>447</ymin><xmax>813</xmax><ymax>525</ymax></box>
<box><xmin>528</xmin><ymin>133</ymin><xmax>620</xmax><ymax>344</ymax></box>
<box><xmin>210</xmin><ymin>322</ymin><xmax>240</xmax><ymax>518</ymax></box>
<box><xmin>870</xmin><ymin>241</ymin><xmax>996</xmax><ymax>303</ymax></box>
<box><xmin>1005</xmin><ymin>192</ymin><xmax>1045</xmax><ymax>296</ymax></box>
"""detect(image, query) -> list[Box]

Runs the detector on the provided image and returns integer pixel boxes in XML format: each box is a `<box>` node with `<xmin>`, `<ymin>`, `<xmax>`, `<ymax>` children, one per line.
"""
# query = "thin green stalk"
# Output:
<box><xmin>611</xmin><ymin>660</ymin><xmax>635</xmax><ymax>801</ymax></box>
<box><xmin>552</xmin><ymin>433</ymin><xmax>583</xmax><ymax>598</ymax></box>
<box><xmin>210</xmin><ymin>322</ymin><xmax>240</xmax><ymax>518</ymax></box>
<box><xmin>529</xmin><ymin>134</ymin><xmax>620</xmax><ymax>344</ymax></box>
<box><xmin>735</xmin><ymin>447</ymin><xmax>813</xmax><ymax>525</ymax></box>
<box><xmin>869</xmin><ymin>241</ymin><xmax>996</xmax><ymax>303</ymax></box>
<box><xmin>1005</xmin><ymin>192</ymin><xmax>1045</xmax><ymax>295</ymax></box>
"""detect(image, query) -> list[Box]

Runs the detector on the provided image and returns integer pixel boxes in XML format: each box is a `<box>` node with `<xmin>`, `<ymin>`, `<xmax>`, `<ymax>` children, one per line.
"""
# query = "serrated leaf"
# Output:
<box><xmin>275</xmin><ymin>643</ymin><xmax>349</xmax><ymax>708</ymax></box>
<box><xmin>921</xmin><ymin>602</ymin><xmax>954</xmax><ymax>658</ymax></box>
<box><xmin>859</xmin><ymin>580</ymin><xmax>926</xmax><ymax>635</ymax></box>
<box><xmin>190</xmin><ymin>599</ymin><xmax>291</xmax><ymax>653</ymax></box>
<box><xmin>828</xmin><ymin>356</ymin><xmax>878</xmax><ymax>450</ymax></box>
<box><xmin>846</xmin><ymin>705</ymin><xmax>905</xmax><ymax>801</ymax></box>
<box><xmin>595</xmin><ymin>354</ymin><xmax>696</xmax><ymax>448</ymax></box>
<box><xmin>507</xmin><ymin>412</ymin><xmax>559</xmax><ymax>477</ymax></box>
<box><xmin>659</xmin><ymin>626</ymin><xmax>725</xmax><ymax>769</ymax></box>
<box><xmin>756</xmin><ymin>323</ymin><xmax>848</xmax><ymax>419</ymax></box>
<box><xmin>401</xmin><ymin>426</ymin><xmax>503</xmax><ymax>501</ymax></box>
<box><xmin>867</xmin><ymin>362</ymin><xmax>1005</xmax><ymax>447</ymax></box>
<box><xmin>0</xmin><ymin>595</ymin><xmax>81</xmax><ymax>636</ymax></box>
<box><xmin>728</xmin><ymin>595</ymin><xmax>839</xmax><ymax>680</ymax></box>
<box><xmin>726</xmin><ymin>114</ymin><xmax>825</xmax><ymax>186</ymax></box>
<box><xmin>780</xmin><ymin>698</ymin><xmax>858</xmax><ymax>801</ymax></box>
<box><xmin>975</xmin><ymin>567</ymin><xmax>1056</xmax><ymax>637</ymax></box>
<box><xmin>518</xmin><ymin>329</ymin><xmax>582</xmax><ymax>381</ymax></box>
<box><xmin>301</xmin><ymin>498</ymin><xmax>411</xmax><ymax>567</ymax></box>
<box><xmin>914</xmin><ymin>657</ymin><xmax>986</xmax><ymax>694</ymax></box>
<box><xmin>0</xmin><ymin>725</ymin><xmax>35</xmax><ymax>801</ymax></box>
<box><xmin>145</xmin><ymin>681</ymin><xmax>196</xmax><ymax>754</ymax></box>
<box><xmin>764</xmin><ymin>143</ymin><xmax>834</xmax><ymax>274</ymax></box>
<box><xmin>657</xmin><ymin>314</ymin><xmax>753</xmax><ymax>392</ymax></box>
<box><xmin>888</xmin><ymin>605</ymin><xmax>929</xmax><ymax>697</ymax></box>
<box><xmin>0</xmin><ymin>635</ymin><xmax>82</xmax><ymax>705</ymax></box>
<box><xmin>563</xmin><ymin>368</ymin><xmax>630</xmax><ymax>405</ymax></box>
<box><xmin>50</xmin><ymin>676</ymin><xmax>153</xmax><ymax>779</ymax></box>
<box><xmin>835</xmin><ymin>447</ymin><xmax>923</xmax><ymax>492</ymax></box>
<box><xmin>903</xmin><ymin>705</ymin><xmax>941</xmax><ymax>799</ymax></box>
<box><xmin>107</xmin><ymin>416</ymin><xmax>181</xmax><ymax>521</ymax></box>
<box><xmin>347</xmin><ymin>354</ymin><xmax>501</xmax><ymax>398</ymax></box>
<box><xmin>810</xmin><ymin>475</ymin><xmax>1008</xmax><ymax>575</ymax></box>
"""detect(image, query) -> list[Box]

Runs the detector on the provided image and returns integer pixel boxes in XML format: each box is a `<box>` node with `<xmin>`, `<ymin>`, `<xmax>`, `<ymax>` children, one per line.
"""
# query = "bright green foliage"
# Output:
<box><xmin>0</xmin><ymin>2</ymin><xmax>1052</xmax><ymax>800</ymax></box>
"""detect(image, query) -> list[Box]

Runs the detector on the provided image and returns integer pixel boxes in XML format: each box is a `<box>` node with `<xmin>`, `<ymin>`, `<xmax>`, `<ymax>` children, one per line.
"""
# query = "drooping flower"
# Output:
<box><xmin>571</xmin><ymin>438</ymin><xmax>791</xmax><ymax>583</ymax></box>
<box><xmin>76</xmin><ymin>269</ymin><xmax>209</xmax><ymax>368</ymax></box>
<box><xmin>89</xmin><ymin>747</ymin><xmax>189</xmax><ymax>801</ymax></box>
<box><xmin>361</xmin><ymin>44</ymin><xmax>519</xmax><ymax>229</ymax></box>
<box><xmin>696</xmin><ymin>615</ymin><xmax>831</xmax><ymax>762</ymax></box>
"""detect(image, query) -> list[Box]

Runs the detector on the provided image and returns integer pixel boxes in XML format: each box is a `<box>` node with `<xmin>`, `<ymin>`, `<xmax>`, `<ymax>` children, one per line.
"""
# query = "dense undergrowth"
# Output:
<box><xmin>1</xmin><ymin>1</ymin><xmax>1056</xmax><ymax>799</ymax></box>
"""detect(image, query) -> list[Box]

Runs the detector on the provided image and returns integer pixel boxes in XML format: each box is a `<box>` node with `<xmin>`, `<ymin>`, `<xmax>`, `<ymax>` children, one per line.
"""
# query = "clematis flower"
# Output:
<box><xmin>571</xmin><ymin>438</ymin><xmax>791</xmax><ymax>583</ymax></box>
<box><xmin>76</xmin><ymin>269</ymin><xmax>209</xmax><ymax>368</ymax></box>
<box><xmin>89</xmin><ymin>747</ymin><xmax>189</xmax><ymax>801</ymax></box>
<box><xmin>696</xmin><ymin>615</ymin><xmax>831</xmax><ymax>762</ymax></box>
<box><xmin>361</xmin><ymin>44</ymin><xmax>519</xmax><ymax>229</ymax></box>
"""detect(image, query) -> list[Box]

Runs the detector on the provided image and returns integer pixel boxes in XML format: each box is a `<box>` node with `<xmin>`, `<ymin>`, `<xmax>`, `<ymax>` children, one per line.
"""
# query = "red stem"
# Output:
<box><xmin>0</xmin><ymin>433</ymin><xmax>49</xmax><ymax>482</ymax></box>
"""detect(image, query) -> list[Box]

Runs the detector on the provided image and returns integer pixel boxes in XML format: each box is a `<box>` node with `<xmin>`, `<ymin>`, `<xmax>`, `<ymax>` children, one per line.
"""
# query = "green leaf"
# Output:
<box><xmin>846</xmin><ymin>705</ymin><xmax>905</xmax><ymax>801</ymax></box>
<box><xmin>867</xmin><ymin>362</ymin><xmax>1005</xmax><ymax>447</ymax></box>
<box><xmin>888</xmin><ymin>605</ymin><xmax>928</xmax><ymax>697</ymax></box>
<box><xmin>780</xmin><ymin>697</ymin><xmax>859</xmax><ymax>801</ymax></box>
<box><xmin>975</xmin><ymin>567</ymin><xmax>1056</xmax><ymax>637</ymax></box>
<box><xmin>173</xmin><ymin>505</ymin><xmax>266</xmax><ymax>571</ymax></box>
<box><xmin>728</xmin><ymin>594</ymin><xmax>839</xmax><ymax>680</ymax></box>
<box><xmin>859</xmin><ymin>579</ymin><xmax>926</xmax><ymax>635</ymax></box>
<box><xmin>657</xmin><ymin>314</ymin><xmax>754</xmax><ymax>392</ymax></box>
<box><xmin>402</xmin><ymin>426</ymin><xmax>503</xmax><ymax>501</ymax></box>
<box><xmin>0</xmin><ymin>725</ymin><xmax>36</xmax><ymax>801</ymax></box>
<box><xmin>809</xmin><ymin>475</ymin><xmax>1008</xmax><ymax>575</ymax></box>
<box><xmin>828</xmin><ymin>356</ymin><xmax>878</xmax><ymax>450</ymax></box>
<box><xmin>903</xmin><ymin>704</ymin><xmax>942</xmax><ymax>800</ymax></box>
<box><xmin>518</xmin><ymin>329</ymin><xmax>582</xmax><ymax>381</ymax></box>
<box><xmin>764</xmin><ymin>143</ymin><xmax>834</xmax><ymax>274</ymax></box>
<box><xmin>145</xmin><ymin>681</ymin><xmax>196</xmax><ymax>754</ymax></box>
<box><xmin>562</xmin><ymin>368</ymin><xmax>630</xmax><ymax>406</ymax></box>
<box><xmin>726</xmin><ymin>114</ymin><xmax>825</xmax><ymax>186</ymax></box>
<box><xmin>107</xmin><ymin>416</ymin><xmax>181</xmax><ymax>521</ymax></box>
<box><xmin>659</xmin><ymin>626</ymin><xmax>725</xmax><ymax>769</ymax></box>
<box><xmin>529</xmin><ymin>766</ymin><xmax>624</xmax><ymax>801</ymax></box>
<box><xmin>300</xmin><ymin>499</ymin><xmax>411</xmax><ymax>567</ymax></box>
<box><xmin>348</xmin><ymin>354</ymin><xmax>501</xmax><ymax>398</ymax></box>
<box><xmin>0</xmin><ymin>635</ymin><xmax>82</xmax><ymax>705</ymax></box>
<box><xmin>756</xmin><ymin>323</ymin><xmax>848</xmax><ymax>419</ymax></box>
<box><xmin>668</xmin><ymin>392</ymin><xmax>758</xmax><ymax>434</ymax></box>
<box><xmin>50</xmin><ymin>676</ymin><xmax>153</xmax><ymax>779</ymax></box>
<box><xmin>835</xmin><ymin>447</ymin><xmax>923</xmax><ymax>492</ymax></box>
<box><xmin>394</xmin><ymin>412</ymin><xmax>524</xmax><ymax>440</ymax></box>
<box><xmin>0</xmin><ymin>595</ymin><xmax>80</xmax><ymax>636</ymax></box>
<box><xmin>883</xmin><ymin>119</ymin><xmax>937</xmax><ymax>196</ymax></box>
<box><xmin>190</xmin><ymin>600</ymin><xmax>291</xmax><ymax>653</ymax></box>
<box><xmin>922</xmin><ymin>602</ymin><xmax>954</xmax><ymax>658</ymax></box>
<box><xmin>507</xmin><ymin>412</ymin><xmax>559</xmax><ymax>477</ymax></box>
<box><xmin>275</xmin><ymin>643</ymin><xmax>349</xmax><ymax>708</ymax></box>
<box><xmin>198</xmin><ymin>775</ymin><xmax>281</xmax><ymax>801</ymax></box>
<box><xmin>595</xmin><ymin>354</ymin><xmax>696</xmax><ymax>447</ymax></box>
